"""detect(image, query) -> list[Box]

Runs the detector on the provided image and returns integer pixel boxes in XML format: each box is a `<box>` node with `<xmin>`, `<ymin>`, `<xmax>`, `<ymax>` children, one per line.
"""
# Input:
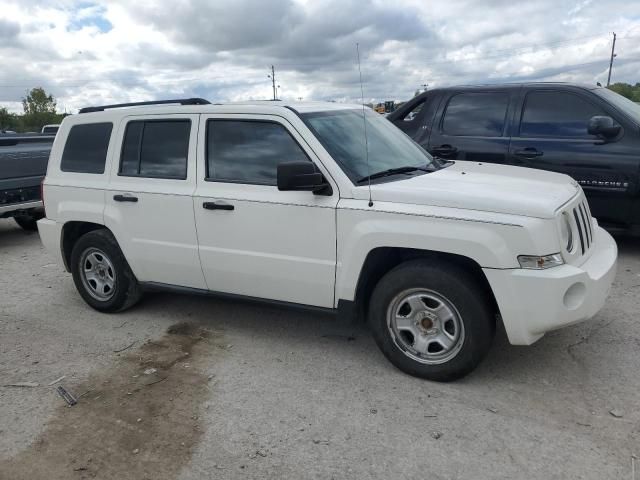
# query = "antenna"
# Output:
<box><xmin>356</xmin><ymin>43</ymin><xmax>373</xmax><ymax>208</ymax></box>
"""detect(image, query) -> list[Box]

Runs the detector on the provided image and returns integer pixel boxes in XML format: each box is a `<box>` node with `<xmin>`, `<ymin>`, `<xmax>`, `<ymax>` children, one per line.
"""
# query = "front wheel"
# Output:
<box><xmin>369</xmin><ymin>259</ymin><xmax>495</xmax><ymax>382</ymax></box>
<box><xmin>70</xmin><ymin>229</ymin><xmax>142</xmax><ymax>312</ymax></box>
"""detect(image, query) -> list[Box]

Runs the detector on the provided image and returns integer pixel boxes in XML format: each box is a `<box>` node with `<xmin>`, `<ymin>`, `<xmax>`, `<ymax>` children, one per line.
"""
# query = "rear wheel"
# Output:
<box><xmin>14</xmin><ymin>211</ymin><xmax>44</xmax><ymax>231</ymax></box>
<box><xmin>369</xmin><ymin>259</ymin><xmax>495</xmax><ymax>381</ymax></box>
<box><xmin>70</xmin><ymin>229</ymin><xmax>142</xmax><ymax>312</ymax></box>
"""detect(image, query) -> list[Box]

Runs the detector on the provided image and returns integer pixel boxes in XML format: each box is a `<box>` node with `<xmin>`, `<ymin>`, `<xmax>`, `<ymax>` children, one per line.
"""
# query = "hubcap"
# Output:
<box><xmin>80</xmin><ymin>248</ymin><xmax>116</xmax><ymax>301</ymax></box>
<box><xmin>387</xmin><ymin>288</ymin><xmax>465</xmax><ymax>365</ymax></box>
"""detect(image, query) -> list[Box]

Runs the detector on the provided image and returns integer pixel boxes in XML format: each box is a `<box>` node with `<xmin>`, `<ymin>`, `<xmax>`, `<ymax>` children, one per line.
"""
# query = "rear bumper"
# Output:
<box><xmin>37</xmin><ymin>218</ymin><xmax>64</xmax><ymax>266</ymax></box>
<box><xmin>0</xmin><ymin>200</ymin><xmax>42</xmax><ymax>217</ymax></box>
<box><xmin>483</xmin><ymin>226</ymin><xmax>617</xmax><ymax>345</ymax></box>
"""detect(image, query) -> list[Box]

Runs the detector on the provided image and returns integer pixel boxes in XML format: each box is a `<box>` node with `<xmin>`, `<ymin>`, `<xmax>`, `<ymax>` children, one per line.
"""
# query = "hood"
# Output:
<box><xmin>369</xmin><ymin>161</ymin><xmax>579</xmax><ymax>219</ymax></box>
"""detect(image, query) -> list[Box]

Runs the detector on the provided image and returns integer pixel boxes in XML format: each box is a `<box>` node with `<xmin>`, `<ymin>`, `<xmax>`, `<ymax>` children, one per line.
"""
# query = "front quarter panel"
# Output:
<box><xmin>335</xmin><ymin>199</ymin><xmax>560</xmax><ymax>304</ymax></box>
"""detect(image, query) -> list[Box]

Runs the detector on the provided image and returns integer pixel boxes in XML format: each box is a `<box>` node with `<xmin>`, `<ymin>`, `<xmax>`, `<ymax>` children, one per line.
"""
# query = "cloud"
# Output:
<box><xmin>0</xmin><ymin>0</ymin><xmax>638</xmax><ymax>113</ymax></box>
<box><xmin>0</xmin><ymin>19</ymin><xmax>21</xmax><ymax>45</ymax></box>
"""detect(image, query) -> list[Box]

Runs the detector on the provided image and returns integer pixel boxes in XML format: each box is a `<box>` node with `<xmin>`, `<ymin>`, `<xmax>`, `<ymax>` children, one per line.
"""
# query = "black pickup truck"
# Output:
<box><xmin>389</xmin><ymin>83</ymin><xmax>640</xmax><ymax>234</ymax></box>
<box><xmin>0</xmin><ymin>134</ymin><xmax>53</xmax><ymax>230</ymax></box>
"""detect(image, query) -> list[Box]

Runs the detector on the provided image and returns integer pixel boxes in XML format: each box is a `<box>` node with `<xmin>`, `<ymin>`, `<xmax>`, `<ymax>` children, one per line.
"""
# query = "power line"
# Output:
<box><xmin>276</xmin><ymin>32</ymin><xmax>613</xmax><ymax>68</ymax></box>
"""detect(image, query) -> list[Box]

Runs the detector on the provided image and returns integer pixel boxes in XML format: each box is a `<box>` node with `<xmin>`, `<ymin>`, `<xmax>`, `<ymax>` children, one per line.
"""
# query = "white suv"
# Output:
<box><xmin>38</xmin><ymin>98</ymin><xmax>617</xmax><ymax>381</ymax></box>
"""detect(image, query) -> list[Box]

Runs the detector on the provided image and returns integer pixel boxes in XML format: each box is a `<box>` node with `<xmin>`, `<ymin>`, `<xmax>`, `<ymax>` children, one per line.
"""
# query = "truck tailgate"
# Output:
<box><xmin>0</xmin><ymin>136</ymin><xmax>52</xmax><ymax>180</ymax></box>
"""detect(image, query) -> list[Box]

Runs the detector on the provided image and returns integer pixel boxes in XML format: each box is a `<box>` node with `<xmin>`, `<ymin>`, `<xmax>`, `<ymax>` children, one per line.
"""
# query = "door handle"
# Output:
<box><xmin>514</xmin><ymin>148</ymin><xmax>544</xmax><ymax>159</ymax></box>
<box><xmin>203</xmin><ymin>201</ymin><xmax>234</xmax><ymax>211</ymax></box>
<box><xmin>113</xmin><ymin>194</ymin><xmax>138</xmax><ymax>203</ymax></box>
<box><xmin>430</xmin><ymin>144</ymin><xmax>458</xmax><ymax>156</ymax></box>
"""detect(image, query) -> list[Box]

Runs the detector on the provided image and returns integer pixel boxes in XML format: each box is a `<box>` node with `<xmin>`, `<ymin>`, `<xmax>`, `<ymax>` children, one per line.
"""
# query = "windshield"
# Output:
<box><xmin>302</xmin><ymin>109</ymin><xmax>436</xmax><ymax>183</ymax></box>
<box><xmin>593</xmin><ymin>88</ymin><xmax>640</xmax><ymax>125</ymax></box>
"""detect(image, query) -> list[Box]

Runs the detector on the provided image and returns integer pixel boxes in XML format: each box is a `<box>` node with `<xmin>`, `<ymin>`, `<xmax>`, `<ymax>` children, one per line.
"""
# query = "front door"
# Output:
<box><xmin>104</xmin><ymin>114</ymin><xmax>206</xmax><ymax>289</ymax></box>
<box><xmin>508</xmin><ymin>89</ymin><xmax>639</xmax><ymax>228</ymax></box>
<box><xmin>193</xmin><ymin>115</ymin><xmax>338</xmax><ymax>308</ymax></box>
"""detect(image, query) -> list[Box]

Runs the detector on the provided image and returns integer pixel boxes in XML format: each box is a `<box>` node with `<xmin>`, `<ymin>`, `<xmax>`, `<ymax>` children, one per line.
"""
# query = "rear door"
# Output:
<box><xmin>104</xmin><ymin>114</ymin><xmax>207</xmax><ymax>289</ymax></box>
<box><xmin>508</xmin><ymin>88</ymin><xmax>639</xmax><ymax>228</ymax></box>
<box><xmin>427</xmin><ymin>89</ymin><xmax>515</xmax><ymax>163</ymax></box>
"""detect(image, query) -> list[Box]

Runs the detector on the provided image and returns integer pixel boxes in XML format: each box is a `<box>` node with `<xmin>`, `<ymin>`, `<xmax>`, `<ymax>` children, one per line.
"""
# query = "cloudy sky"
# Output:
<box><xmin>1</xmin><ymin>0</ymin><xmax>639</xmax><ymax>113</ymax></box>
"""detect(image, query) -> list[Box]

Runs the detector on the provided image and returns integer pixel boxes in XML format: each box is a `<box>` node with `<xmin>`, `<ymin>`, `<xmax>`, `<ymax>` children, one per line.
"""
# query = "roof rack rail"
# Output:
<box><xmin>78</xmin><ymin>97</ymin><xmax>211</xmax><ymax>114</ymax></box>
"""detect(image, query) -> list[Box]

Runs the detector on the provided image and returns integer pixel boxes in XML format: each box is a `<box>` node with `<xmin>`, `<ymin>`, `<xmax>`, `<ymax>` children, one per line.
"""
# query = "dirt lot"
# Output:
<box><xmin>0</xmin><ymin>218</ymin><xmax>639</xmax><ymax>480</ymax></box>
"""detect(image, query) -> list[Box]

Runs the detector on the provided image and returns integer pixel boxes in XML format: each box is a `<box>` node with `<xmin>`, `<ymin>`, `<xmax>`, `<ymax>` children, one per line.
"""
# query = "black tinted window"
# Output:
<box><xmin>402</xmin><ymin>100</ymin><xmax>425</xmax><ymax>122</ymax></box>
<box><xmin>396</xmin><ymin>97</ymin><xmax>434</xmax><ymax>138</ymax></box>
<box><xmin>442</xmin><ymin>93</ymin><xmax>509</xmax><ymax>136</ymax></box>
<box><xmin>119</xmin><ymin>120</ymin><xmax>190</xmax><ymax>179</ymax></box>
<box><xmin>120</xmin><ymin>122</ymin><xmax>142</xmax><ymax>175</ymax></box>
<box><xmin>520</xmin><ymin>91</ymin><xmax>603</xmax><ymax>138</ymax></box>
<box><xmin>61</xmin><ymin>123</ymin><xmax>112</xmax><ymax>173</ymax></box>
<box><xmin>207</xmin><ymin>120</ymin><xmax>309</xmax><ymax>185</ymax></box>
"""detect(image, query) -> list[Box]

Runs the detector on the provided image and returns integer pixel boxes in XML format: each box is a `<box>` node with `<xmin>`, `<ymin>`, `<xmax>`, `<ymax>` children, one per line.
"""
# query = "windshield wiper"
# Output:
<box><xmin>356</xmin><ymin>166</ymin><xmax>430</xmax><ymax>184</ymax></box>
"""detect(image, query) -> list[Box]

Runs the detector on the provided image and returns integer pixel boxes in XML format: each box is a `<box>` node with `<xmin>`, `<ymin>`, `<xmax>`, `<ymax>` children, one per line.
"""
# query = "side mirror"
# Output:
<box><xmin>588</xmin><ymin>116</ymin><xmax>621</xmax><ymax>139</ymax></box>
<box><xmin>277</xmin><ymin>161</ymin><xmax>331</xmax><ymax>195</ymax></box>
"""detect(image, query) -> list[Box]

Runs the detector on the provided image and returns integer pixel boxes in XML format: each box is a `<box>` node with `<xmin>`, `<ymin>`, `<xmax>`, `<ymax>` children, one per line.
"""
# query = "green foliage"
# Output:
<box><xmin>19</xmin><ymin>87</ymin><xmax>64</xmax><ymax>132</ymax></box>
<box><xmin>22</xmin><ymin>87</ymin><xmax>57</xmax><ymax>114</ymax></box>
<box><xmin>607</xmin><ymin>82</ymin><xmax>640</xmax><ymax>102</ymax></box>
<box><xmin>0</xmin><ymin>88</ymin><xmax>66</xmax><ymax>132</ymax></box>
<box><xmin>0</xmin><ymin>107</ymin><xmax>18</xmax><ymax>131</ymax></box>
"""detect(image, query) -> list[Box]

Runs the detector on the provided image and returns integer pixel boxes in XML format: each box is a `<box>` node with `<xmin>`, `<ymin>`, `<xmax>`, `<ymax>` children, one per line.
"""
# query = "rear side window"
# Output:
<box><xmin>119</xmin><ymin>120</ymin><xmax>190</xmax><ymax>179</ymax></box>
<box><xmin>442</xmin><ymin>92</ymin><xmax>509</xmax><ymax>137</ymax></box>
<box><xmin>206</xmin><ymin>120</ymin><xmax>309</xmax><ymax>185</ymax></box>
<box><xmin>60</xmin><ymin>123</ymin><xmax>113</xmax><ymax>174</ymax></box>
<box><xmin>520</xmin><ymin>91</ymin><xmax>604</xmax><ymax>138</ymax></box>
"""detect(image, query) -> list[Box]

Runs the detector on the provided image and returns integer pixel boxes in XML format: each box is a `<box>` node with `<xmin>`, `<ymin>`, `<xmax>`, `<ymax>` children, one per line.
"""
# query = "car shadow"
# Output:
<box><xmin>134</xmin><ymin>289</ymin><xmax>598</xmax><ymax>387</ymax></box>
<box><xmin>0</xmin><ymin>218</ymin><xmax>38</xmax><ymax>247</ymax></box>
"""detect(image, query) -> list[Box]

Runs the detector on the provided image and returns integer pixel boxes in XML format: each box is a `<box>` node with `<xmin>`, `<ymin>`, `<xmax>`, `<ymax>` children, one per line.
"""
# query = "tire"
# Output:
<box><xmin>70</xmin><ymin>229</ymin><xmax>142</xmax><ymax>312</ymax></box>
<box><xmin>369</xmin><ymin>259</ymin><xmax>495</xmax><ymax>382</ymax></box>
<box><xmin>14</xmin><ymin>211</ymin><xmax>44</xmax><ymax>231</ymax></box>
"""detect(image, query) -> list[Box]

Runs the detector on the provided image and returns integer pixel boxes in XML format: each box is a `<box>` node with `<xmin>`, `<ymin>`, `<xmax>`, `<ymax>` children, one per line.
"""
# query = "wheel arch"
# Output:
<box><xmin>350</xmin><ymin>247</ymin><xmax>498</xmax><ymax>323</ymax></box>
<box><xmin>61</xmin><ymin>221</ymin><xmax>109</xmax><ymax>272</ymax></box>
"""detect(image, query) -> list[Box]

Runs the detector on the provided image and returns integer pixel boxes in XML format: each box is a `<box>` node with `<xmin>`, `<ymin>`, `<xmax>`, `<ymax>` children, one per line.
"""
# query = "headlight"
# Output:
<box><xmin>518</xmin><ymin>253</ymin><xmax>564</xmax><ymax>269</ymax></box>
<box><xmin>560</xmin><ymin>212</ymin><xmax>573</xmax><ymax>252</ymax></box>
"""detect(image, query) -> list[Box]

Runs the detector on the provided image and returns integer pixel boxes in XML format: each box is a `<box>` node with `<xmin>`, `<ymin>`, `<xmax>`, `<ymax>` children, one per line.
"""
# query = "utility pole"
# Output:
<box><xmin>607</xmin><ymin>32</ymin><xmax>617</xmax><ymax>87</ymax></box>
<box><xmin>268</xmin><ymin>65</ymin><xmax>277</xmax><ymax>100</ymax></box>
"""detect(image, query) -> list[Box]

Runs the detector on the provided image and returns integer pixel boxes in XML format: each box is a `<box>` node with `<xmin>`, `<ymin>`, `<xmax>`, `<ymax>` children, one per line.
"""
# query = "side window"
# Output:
<box><xmin>396</xmin><ymin>96</ymin><xmax>434</xmax><ymax>138</ymax></box>
<box><xmin>520</xmin><ymin>91</ymin><xmax>604</xmax><ymax>138</ymax></box>
<box><xmin>442</xmin><ymin>92</ymin><xmax>509</xmax><ymax>137</ymax></box>
<box><xmin>60</xmin><ymin>123</ymin><xmax>113</xmax><ymax>174</ymax></box>
<box><xmin>402</xmin><ymin>100</ymin><xmax>425</xmax><ymax>122</ymax></box>
<box><xmin>206</xmin><ymin>120</ymin><xmax>309</xmax><ymax>185</ymax></box>
<box><xmin>119</xmin><ymin>120</ymin><xmax>190</xmax><ymax>179</ymax></box>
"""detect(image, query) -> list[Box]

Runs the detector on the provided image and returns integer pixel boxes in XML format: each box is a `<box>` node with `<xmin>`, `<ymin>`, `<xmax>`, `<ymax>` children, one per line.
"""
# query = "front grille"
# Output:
<box><xmin>572</xmin><ymin>199</ymin><xmax>593</xmax><ymax>255</ymax></box>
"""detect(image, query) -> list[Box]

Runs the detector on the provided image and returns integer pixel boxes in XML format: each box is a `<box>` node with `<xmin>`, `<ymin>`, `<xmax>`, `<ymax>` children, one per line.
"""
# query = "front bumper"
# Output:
<box><xmin>483</xmin><ymin>225</ymin><xmax>617</xmax><ymax>345</ymax></box>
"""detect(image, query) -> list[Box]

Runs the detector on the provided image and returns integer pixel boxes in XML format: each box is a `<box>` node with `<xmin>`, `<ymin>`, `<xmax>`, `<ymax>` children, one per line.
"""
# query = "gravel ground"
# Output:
<box><xmin>0</xmin><ymin>217</ymin><xmax>638</xmax><ymax>479</ymax></box>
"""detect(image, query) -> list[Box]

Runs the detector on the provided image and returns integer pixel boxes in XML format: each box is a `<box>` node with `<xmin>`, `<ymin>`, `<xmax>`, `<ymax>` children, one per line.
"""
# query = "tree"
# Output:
<box><xmin>20</xmin><ymin>87</ymin><xmax>61</xmax><ymax>132</ymax></box>
<box><xmin>607</xmin><ymin>82</ymin><xmax>640</xmax><ymax>102</ymax></box>
<box><xmin>0</xmin><ymin>107</ymin><xmax>17</xmax><ymax>131</ymax></box>
<box><xmin>22</xmin><ymin>87</ymin><xmax>57</xmax><ymax>115</ymax></box>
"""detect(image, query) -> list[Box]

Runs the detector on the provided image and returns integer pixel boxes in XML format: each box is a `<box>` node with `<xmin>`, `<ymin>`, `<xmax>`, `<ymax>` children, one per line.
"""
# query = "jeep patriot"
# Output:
<box><xmin>38</xmin><ymin>98</ymin><xmax>618</xmax><ymax>381</ymax></box>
